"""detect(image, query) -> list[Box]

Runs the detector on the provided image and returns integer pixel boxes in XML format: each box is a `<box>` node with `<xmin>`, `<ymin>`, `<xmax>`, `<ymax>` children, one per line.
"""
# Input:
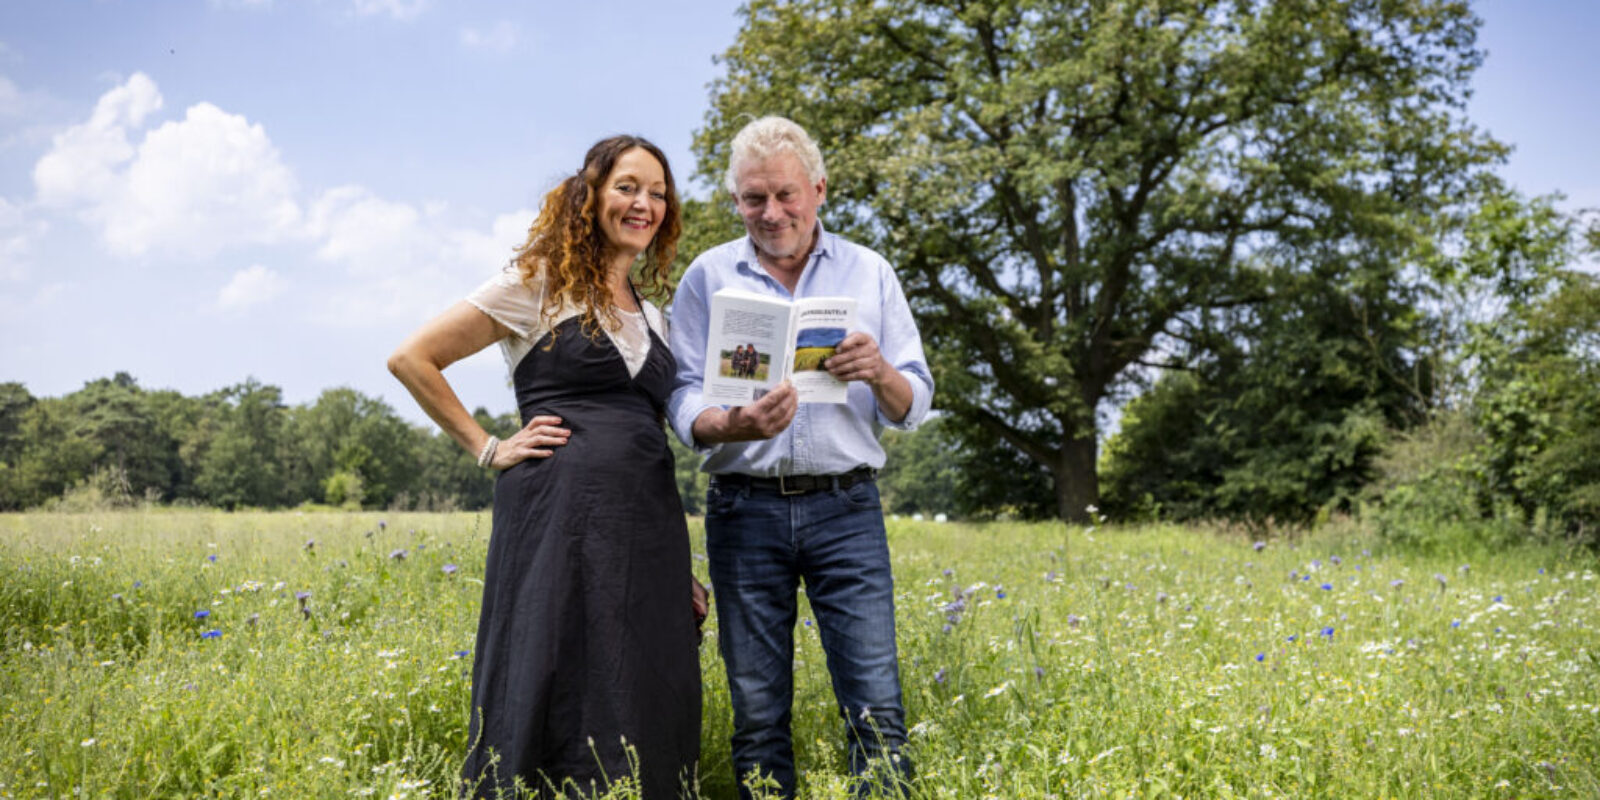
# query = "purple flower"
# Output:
<box><xmin>389</xmin><ymin>549</ymin><xmax>407</xmax><ymax>561</ymax></box>
<box><xmin>1253</xmin><ymin>541</ymin><xmax>1266</xmax><ymax>552</ymax></box>
<box><xmin>1156</xmin><ymin>592</ymin><xmax>1169</xmax><ymax>605</ymax></box>
<box><xmin>1311</xmin><ymin>560</ymin><xmax>1322</xmax><ymax>569</ymax></box>
<box><xmin>1033</xmin><ymin>665</ymin><xmax>1046</xmax><ymax>679</ymax></box>
<box><xmin>378</xmin><ymin>520</ymin><xmax>387</xmax><ymax>531</ymax></box>
<box><xmin>295</xmin><ymin>591</ymin><xmax>311</xmax><ymax>601</ymax></box>
<box><xmin>442</xmin><ymin>564</ymin><xmax>459</xmax><ymax>575</ymax></box>
<box><xmin>206</xmin><ymin>554</ymin><xmax>217</xmax><ymax>563</ymax></box>
<box><xmin>194</xmin><ymin>609</ymin><xmax>210</xmax><ymax>619</ymax></box>
<box><xmin>1390</xmin><ymin>579</ymin><xmax>1404</xmax><ymax>588</ymax></box>
<box><xmin>1044</xmin><ymin>570</ymin><xmax>1058</xmax><ymax>583</ymax></box>
<box><xmin>934</xmin><ymin>668</ymin><xmax>947</xmax><ymax>684</ymax></box>
<box><xmin>304</xmin><ymin>540</ymin><xmax>317</xmax><ymax>552</ymax></box>
<box><xmin>1331</xmin><ymin>556</ymin><xmax>1342</xmax><ymax>566</ymax></box>
<box><xmin>1066</xmin><ymin>614</ymin><xmax>1081</xmax><ymax>629</ymax></box>
<box><xmin>942</xmin><ymin>568</ymin><xmax>953</xmax><ymax>577</ymax></box>
<box><xmin>200</xmin><ymin>629</ymin><xmax>221</xmax><ymax>639</ymax></box>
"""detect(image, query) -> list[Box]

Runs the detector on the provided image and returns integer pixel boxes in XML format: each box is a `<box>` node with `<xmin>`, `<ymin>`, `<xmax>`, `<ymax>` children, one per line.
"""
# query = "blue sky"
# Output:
<box><xmin>1</xmin><ymin>0</ymin><xmax>1596</xmax><ymax>426</ymax></box>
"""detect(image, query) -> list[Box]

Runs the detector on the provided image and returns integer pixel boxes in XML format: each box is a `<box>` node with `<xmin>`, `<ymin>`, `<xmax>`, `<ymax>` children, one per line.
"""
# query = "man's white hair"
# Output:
<box><xmin>723</xmin><ymin>116</ymin><xmax>828</xmax><ymax>194</ymax></box>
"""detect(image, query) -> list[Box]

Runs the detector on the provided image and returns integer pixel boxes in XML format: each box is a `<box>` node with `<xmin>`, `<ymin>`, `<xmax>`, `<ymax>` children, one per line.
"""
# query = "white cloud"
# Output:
<box><xmin>460</xmin><ymin>21</ymin><xmax>518</xmax><ymax>53</ymax></box>
<box><xmin>32</xmin><ymin>73</ymin><xmax>302</xmax><ymax>259</ymax></box>
<box><xmin>0</xmin><ymin>196</ymin><xmax>47</xmax><ymax>282</ymax></box>
<box><xmin>33</xmin><ymin>72</ymin><xmax>161</xmax><ymax>208</ymax></box>
<box><xmin>307</xmin><ymin>192</ymin><xmax>533</xmax><ymax>325</ymax></box>
<box><xmin>109</xmin><ymin>102</ymin><xmax>302</xmax><ymax>257</ymax></box>
<box><xmin>216</xmin><ymin>264</ymin><xmax>287</xmax><ymax>310</ymax></box>
<box><xmin>348</xmin><ymin>0</ymin><xmax>427</xmax><ymax>21</ymax></box>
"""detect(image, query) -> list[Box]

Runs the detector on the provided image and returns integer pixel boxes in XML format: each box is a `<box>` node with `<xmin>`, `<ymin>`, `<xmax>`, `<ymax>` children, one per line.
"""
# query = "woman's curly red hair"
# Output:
<box><xmin>513</xmin><ymin>135</ymin><xmax>681</xmax><ymax>339</ymax></box>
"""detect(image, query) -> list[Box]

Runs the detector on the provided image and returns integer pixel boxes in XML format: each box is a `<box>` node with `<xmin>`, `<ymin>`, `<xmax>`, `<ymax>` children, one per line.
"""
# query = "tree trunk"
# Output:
<box><xmin>1055</xmin><ymin>434</ymin><xmax>1099</xmax><ymax>524</ymax></box>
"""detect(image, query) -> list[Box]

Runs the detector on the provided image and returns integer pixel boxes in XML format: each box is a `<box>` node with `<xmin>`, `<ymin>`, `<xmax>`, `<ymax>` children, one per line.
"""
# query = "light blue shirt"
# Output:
<box><xmin>667</xmin><ymin>226</ymin><xmax>934</xmax><ymax>476</ymax></box>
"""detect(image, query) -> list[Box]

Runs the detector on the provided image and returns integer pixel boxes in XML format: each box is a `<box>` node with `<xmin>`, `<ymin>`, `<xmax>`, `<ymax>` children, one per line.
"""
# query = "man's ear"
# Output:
<box><xmin>816</xmin><ymin>177</ymin><xmax>827</xmax><ymax>206</ymax></box>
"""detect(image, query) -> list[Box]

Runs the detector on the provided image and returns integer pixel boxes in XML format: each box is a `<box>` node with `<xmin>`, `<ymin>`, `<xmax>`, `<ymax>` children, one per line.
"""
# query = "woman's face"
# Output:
<box><xmin>596</xmin><ymin>147</ymin><xmax>668</xmax><ymax>259</ymax></box>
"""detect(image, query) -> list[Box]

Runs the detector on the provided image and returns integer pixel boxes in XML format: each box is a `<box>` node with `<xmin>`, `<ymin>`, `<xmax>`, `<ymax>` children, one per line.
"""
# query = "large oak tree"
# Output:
<box><xmin>693</xmin><ymin>0</ymin><xmax>1506</xmax><ymax>521</ymax></box>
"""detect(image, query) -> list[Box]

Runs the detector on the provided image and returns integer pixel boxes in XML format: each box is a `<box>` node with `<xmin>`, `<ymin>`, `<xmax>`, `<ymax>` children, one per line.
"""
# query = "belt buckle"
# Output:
<box><xmin>777</xmin><ymin>475</ymin><xmax>806</xmax><ymax>496</ymax></box>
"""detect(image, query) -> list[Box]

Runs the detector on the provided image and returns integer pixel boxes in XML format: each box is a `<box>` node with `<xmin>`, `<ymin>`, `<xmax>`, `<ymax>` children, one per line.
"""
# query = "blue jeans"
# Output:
<box><xmin>705</xmin><ymin>477</ymin><xmax>912</xmax><ymax>800</ymax></box>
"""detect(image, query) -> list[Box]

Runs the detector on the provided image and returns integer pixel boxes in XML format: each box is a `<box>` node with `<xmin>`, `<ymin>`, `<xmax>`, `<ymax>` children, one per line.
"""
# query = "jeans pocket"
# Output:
<box><xmin>706</xmin><ymin>482</ymin><xmax>742</xmax><ymax>517</ymax></box>
<box><xmin>840</xmin><ymin>480</ymin><xmax>881</xmax><ymax>512</ymax></box>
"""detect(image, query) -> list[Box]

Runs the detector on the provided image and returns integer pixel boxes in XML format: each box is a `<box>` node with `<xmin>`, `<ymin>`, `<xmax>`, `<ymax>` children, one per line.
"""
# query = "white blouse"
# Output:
<box><xmin>466</xmin><ymin>266</ymin><xmax>666</xmax><ymax>378</ymax></box>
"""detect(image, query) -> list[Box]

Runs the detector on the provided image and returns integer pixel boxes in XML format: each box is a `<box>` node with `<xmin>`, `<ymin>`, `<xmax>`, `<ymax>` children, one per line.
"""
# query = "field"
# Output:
<box><xmin>1</xmin><ymin>512</ymin><xmax>1597</xmax><ymax>799</ymax></box>
<box><xmin>791</xmin><ymin>348</ymin><xmax>834</xmax><ymax>372</ymax></box>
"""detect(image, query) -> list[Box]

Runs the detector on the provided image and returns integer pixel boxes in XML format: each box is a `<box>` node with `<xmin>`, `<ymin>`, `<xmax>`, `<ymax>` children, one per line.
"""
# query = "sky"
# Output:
<box><xmin>1</xmin><ymin>0</ymin><xmax>1597</xmax><ymax>427</ymax></box>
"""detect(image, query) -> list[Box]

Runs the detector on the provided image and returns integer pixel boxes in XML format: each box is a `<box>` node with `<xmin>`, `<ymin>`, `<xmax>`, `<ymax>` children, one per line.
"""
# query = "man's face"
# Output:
<box><xmin>733</xmin><ymin>152</ymin><xmax>826</xmax><ymax>263</ymax></box>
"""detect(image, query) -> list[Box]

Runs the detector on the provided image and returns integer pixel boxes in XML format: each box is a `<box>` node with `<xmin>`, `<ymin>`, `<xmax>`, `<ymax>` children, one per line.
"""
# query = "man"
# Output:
<box><xmin>668</xmin><ymin>116</ymin><xmax>933</xmax><ymax>799</ymax></box>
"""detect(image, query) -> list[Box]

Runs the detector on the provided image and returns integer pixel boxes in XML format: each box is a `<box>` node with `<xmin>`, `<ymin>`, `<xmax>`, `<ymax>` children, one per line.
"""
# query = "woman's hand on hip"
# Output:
<box><xmin>490</xmin><ymin>415</ymin><xmax>570</xmax><ymax>468</ymax></box>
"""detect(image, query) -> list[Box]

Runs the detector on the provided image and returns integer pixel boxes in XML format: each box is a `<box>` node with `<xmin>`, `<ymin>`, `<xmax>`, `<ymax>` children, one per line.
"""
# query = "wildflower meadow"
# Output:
<box><xmin>1</xmin><ymin>511</ymin><xmax>1596</xmax><ymax>798</ymax></box>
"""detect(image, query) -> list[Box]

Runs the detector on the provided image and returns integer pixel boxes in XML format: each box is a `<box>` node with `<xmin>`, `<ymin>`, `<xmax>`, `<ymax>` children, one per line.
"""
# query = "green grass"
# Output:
<box><xmin>1</xmin><ymin>511</ymin><xmax>1596</xmax><ymax>798</ymax></box>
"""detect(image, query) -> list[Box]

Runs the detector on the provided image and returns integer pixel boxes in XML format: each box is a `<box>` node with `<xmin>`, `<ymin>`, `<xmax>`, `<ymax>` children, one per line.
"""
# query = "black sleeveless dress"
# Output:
<box><xmin>461</xmin><ymin>314</ymin><xmax>700</xmax><ymax>799</ymax></box>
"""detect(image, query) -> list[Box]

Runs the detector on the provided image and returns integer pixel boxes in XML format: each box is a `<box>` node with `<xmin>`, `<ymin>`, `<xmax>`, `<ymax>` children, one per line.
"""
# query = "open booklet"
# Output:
<box><xmin>701</xmin><ymin>288</ymin><xmax>858</xmax><ymax>404</ymax></box>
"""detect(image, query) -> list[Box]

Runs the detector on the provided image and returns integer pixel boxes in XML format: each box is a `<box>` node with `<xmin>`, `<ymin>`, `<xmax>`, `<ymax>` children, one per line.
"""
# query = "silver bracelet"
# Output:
<box><xmin>476</xmin><ymin>436</ymin><xmax>500</xmax><ymax>469</ymax></box>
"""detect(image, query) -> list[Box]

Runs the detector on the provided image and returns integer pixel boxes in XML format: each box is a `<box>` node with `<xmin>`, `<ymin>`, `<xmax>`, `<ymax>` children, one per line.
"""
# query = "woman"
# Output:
<box><xmin>388</xmin><ymin>136</ymin><xmax>705</xmax><ymax>798</ymax></box>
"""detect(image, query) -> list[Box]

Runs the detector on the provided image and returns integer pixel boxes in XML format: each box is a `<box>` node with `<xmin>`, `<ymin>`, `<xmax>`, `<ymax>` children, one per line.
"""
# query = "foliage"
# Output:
<box><xmin>1101</xmin><ymin>272</ymin><xmax>1421</xmax><ymax>527</ymax></box>
<box><xmin>1468</xmin><ymin>271</ymin><xmax>1600</xmax><ymax>542</ymax></box>
<box><xmin>2</xmin><ymin>512</ymin><xmax>1597</xmax><ymax>797</ymax></box>
<box><xmin>696</xmin><ymin>0</ymin><xmax>1506</xmax><ymax>521</ymax></box>
<box><xmin>0</xmin><ymin>375</ymin><xmax>526</xmax><ymax>513</ymax></box>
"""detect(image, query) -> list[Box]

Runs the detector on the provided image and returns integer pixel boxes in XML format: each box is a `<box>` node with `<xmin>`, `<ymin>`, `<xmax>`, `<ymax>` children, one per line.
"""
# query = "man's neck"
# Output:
<box><xmin>756</xmin><ymin>231</ymin><xmax>818</xmax><ymax>294</ymax></box>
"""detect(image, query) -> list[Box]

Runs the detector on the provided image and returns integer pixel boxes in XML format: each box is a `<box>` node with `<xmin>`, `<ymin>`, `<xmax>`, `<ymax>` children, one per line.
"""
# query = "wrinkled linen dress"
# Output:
<box><xmin>460</xmin><ymin>267</ymin><xmax>700</xmax><ymax>798</ymax></box>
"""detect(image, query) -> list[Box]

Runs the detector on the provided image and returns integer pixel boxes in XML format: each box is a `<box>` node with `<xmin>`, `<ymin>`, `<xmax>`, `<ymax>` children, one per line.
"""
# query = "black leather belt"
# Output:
<box><xmin>712</xmin><ymin>467</ymin><xmax>877</xmax><ymax>496</ymax></box>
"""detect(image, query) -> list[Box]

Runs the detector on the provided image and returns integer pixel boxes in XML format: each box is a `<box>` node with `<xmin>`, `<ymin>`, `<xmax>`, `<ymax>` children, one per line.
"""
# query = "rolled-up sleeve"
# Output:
<box><xmin>875</xmin><ymin>260</ymin><xmax>934</xmax><ymax>430</ymax></box>
<box><xmin>666</xmin><ymin>262</ymin><xmax>725</xmax><ymax>455</ymax></box>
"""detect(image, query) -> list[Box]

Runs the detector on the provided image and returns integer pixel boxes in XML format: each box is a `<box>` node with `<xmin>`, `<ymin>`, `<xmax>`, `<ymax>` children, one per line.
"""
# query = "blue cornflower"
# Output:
<box><xmin>1319</xmin><ymin>626</ymin><xmax>1335</xmax><ymax>639</ymax></box>
<box><xmin>1450</xmin><ymin>620</ymin><xmax>1461</xmax><ymax>628</ymax></box>
<box><xmin>133</xmin><ymin>581</ymin><xmax>143</xmax><ymax>588</ymax></box>
<box><xmin>1287</xmin><ymin>634</ymin><xmax>1297</xmax><ymax>642</ymax></box>
<box><xmin>1321</xmin><ymin>583</ymin><xmax>1333</xmax><ymax>591</ymax></box>
<box><xmin>200</xmin><ymin>629</ymin><xmax>221</xmax><ymax>639</ymax></box>
<box><xmin>194</xmin><ymin>609</ymin><xmax>210</xmax><ymax>619</ymax></box>
<box><xmin>1255</xmin><ymin>653</ymin><xmax>1265</xmax><ymax>662</ymax></box>
<box><xmin>453</xmin><ymin>650</ymin><xmax>470</xmax><ymax>659</ymax></box>
<box><xmin>996</xmin><ymin>586</ymin><xmax>1006</xmax><ymax>599</ymax></box>
<box><xmin>1311</xmin><ymin>560</ymin><xmax>1322</xmax><ymax>569</ymax></box>
<box><xmin>206</xmin><ymin>554</ymin><xmax>217</xmax><ymax>563</ymax></box>
<box><xmin>1492</xmin><ymin>595</ymin><xmax>1503</xmax><ymax>603</ymax></box>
